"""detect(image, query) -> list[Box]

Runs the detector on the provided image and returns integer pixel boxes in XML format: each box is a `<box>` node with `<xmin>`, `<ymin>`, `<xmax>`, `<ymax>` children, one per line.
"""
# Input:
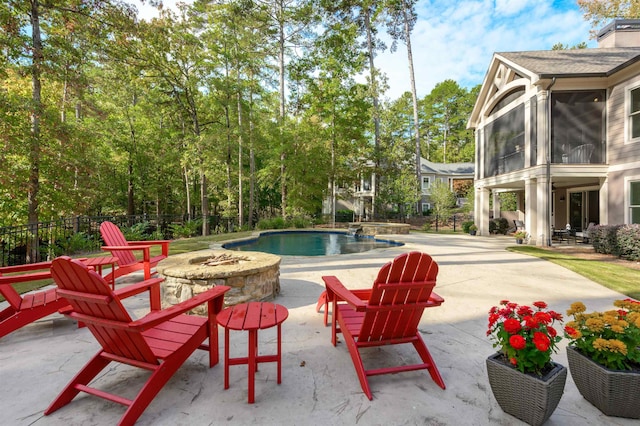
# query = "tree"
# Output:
<box><xmin>578</xmin><ymin>0</ymin><xmax>640</xmax><ymax>33</ymax></box>
<box><xmin>421</xmin><ymin>80</ymin><xmax>475</xmax><ymax>163</ymax></box>
<box><xmin>0</xmin><ymin>0</ymin><xmax>137</xmax><ymax>256</ymax></box>
<box><xmin>386</xmin><ymin>0</ymin><xmax>421</xmax><ymax>215</ymax></box>
<box><xmin>429</xmin><ymin>180</ymin><xmax>456</xmax><ymax>228</ymax></box>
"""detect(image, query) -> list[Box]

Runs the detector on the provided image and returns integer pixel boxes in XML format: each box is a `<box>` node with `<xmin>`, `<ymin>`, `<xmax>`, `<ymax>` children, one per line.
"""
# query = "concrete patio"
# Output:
<box><xmin>1</xmin><ymin>233</ymin><xmax>637</xmax><ymax>425</ymax></box>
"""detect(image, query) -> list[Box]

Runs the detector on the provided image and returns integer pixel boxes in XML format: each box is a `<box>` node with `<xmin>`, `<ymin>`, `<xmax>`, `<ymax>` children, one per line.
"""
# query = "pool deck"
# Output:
<box><xmin>1</xmin><ymin>233</ymin><xmax>637</xmax><ymax>425</ymax></box>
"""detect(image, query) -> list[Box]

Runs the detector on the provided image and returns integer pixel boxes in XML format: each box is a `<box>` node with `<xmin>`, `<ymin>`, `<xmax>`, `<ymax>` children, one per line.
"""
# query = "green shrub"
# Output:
<box><xmin>592</xmin><ymin>225</ymin><xmax>621</xmax><ymax>255</ymax></box>
<box><xmin>462</xmin><ymin>221</ymin><xmax>474</xmax><ymax>233</ymax></box>
<box><xmin>169</xmin><ymin>220</ymin><xmax>201</xmax><ymax>238</ymax></box>
<box><xmin>257</xmin><ymin>217</ymin><xmax>286</xmax><ymax>230</ymax></box>
<box><xmin>335</xmin><ymin>210</ymin><xmax>354</xmax><ymax>223</ymax></box>
<box><xmin>493</xmin><ymin>218</ymin><xmax>510</xmax><ymax>234</ymax></box>
<box><xmin>60</xmin><ymin>232</ymin><xmax>95</xmax><ymax>254</ymax></box>
<box><xmin>290</xmin><ymin>215</ymin><xmax>310</xmax><ymax>228</ymax></box>
<box><xmin>122</xmin><ymin>222</ymin><xmax>149</xmax><ymax>241</ymax></box>
<box><xmin>617</xmin><ymin>224</ymin><xmax>640</xmax><ymax>261</ymax></box>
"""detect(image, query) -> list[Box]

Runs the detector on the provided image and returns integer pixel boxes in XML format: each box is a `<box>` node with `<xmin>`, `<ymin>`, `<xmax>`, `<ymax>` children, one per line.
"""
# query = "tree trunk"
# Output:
<box><xmin>278</xmin><ymin>0</ymin><xmax>287</xmax><ymax>218</ymax></box>
<box><xmin>402</xmin><ymin>5</ymin><xmax>421</xmax><ymax>216</ymax></box>
<box><xmin>27</xmin><ymin>0</ymin><xmax>43</xmax><ymax>262</ymax></box>
<box><xmin>237</xmin><ymin>90</ymin><xmax>244</xmax><ymax>229</ymax></box>
<box><xmin>364</xmin><ymin>6</ymin><xmax>380</xmax><ymax>220</ymax></box>
<box><xmin>249</xmin><ymin>89</ymin><xmax>256</xmax><ymax>228</ymax></box>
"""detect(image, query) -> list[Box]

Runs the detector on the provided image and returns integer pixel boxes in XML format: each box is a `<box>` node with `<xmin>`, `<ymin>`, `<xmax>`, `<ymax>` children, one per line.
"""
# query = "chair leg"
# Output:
<box><xmin>316</xmin><ymin>291</ymin><xmax>328</xmax><ymax>326</ymax></box>
<box><xmin>121</xmin><ymin>331</ymin><xmax>207</xmax><ymax>425</ymax></box>
<box><xmin>343</xmin><ymin>336</ymin><xmax>373</xmax><ymax>400</ymax></box>
<box><xmin>45</xmin><ymin>352</ymin><xmax>111</xmax><ymax>415</ymax></box>
<box><xmin>413</xmin><ymin>334</ymin><xmax>446</xmax><ymax>389</ymax></box>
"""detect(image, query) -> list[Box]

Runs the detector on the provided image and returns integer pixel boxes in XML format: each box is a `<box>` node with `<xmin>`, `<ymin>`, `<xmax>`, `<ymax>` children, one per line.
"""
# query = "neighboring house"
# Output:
<box><xmin>419</xmin><ymin>158</ymin><xmax>474</xmax><ymax>213</ymax></box>
<box><xmin>468</xmin><ymin>19</ymin><xmax>640</xmax><ymax>245</ymax></box>
<box><xmin>323</xmin><ymin>158</ymin><xmax>474</xmax><ymax>220</ymax></box>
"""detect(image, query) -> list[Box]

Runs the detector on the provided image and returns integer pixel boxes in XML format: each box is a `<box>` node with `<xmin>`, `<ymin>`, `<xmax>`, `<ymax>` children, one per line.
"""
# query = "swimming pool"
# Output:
<box><xmin>223</xmin><ymin>231</ymin><xmax>403</xmax><ymax>256</ymax></box>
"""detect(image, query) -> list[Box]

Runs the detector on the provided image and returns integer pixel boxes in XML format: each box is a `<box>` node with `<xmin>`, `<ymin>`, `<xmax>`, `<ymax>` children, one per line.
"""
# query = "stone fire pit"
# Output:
<box><xmin>156</xmin><ymin>249</ymin><xmax>281</xmax><ymax>315</ymax></box>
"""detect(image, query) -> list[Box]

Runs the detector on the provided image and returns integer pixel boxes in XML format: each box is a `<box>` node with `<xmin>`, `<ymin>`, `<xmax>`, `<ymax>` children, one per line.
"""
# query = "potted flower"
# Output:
<box><xmin>469</xmin><ymin>224</ymin><xmax>478</xmax><ymax>236</ymax></box>
<box><xmin>513</xmin><ymin>231</ymin><xmax>527</xmax><ymax>244</ymax></box>
<box><xmin>564</xmin><ymin>299</ymin><xmax>640</xmax><ymax>419</ymax></box>
<box><xmin>486</xmin><ymin>300</ymin><xmax>566</xmax><ymax>426</ymax></box>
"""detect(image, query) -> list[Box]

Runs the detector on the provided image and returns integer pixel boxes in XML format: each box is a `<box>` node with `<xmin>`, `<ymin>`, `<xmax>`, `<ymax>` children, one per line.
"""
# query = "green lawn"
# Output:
<box><xmin>4</xmin><ymin>232</ymin><xmax>638</xmax><ymax>302</ymax></box>
<box><xmin>0</xmin><ymin>232</ymin><xmax>254</xmax><ymax>302</ymax></box>
<box><xmin>508</xmin><ymin>246</ymin><xmax>640</xmax><ymax>300</ymax></box>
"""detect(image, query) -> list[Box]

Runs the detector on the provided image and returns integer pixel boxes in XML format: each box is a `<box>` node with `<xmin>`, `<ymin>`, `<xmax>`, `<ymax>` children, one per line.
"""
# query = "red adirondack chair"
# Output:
<box><xmin>322</xmin><ymin>251</ymin><xmax>446</xmax><ymax>400</ymax></box>
<box><xmin>45</xmin><ymin>256</ymin><xmax>229</xmax><ymax>425</ymax></box>
<box><xmin>0</xmin><ymin>261</ymin><xmax>67</xmax><ymax>339</ymax></box>
<box><xmin>99</xmin><ymin>221</ymin><xmax>171</xmax><ymax>281</ymax></box>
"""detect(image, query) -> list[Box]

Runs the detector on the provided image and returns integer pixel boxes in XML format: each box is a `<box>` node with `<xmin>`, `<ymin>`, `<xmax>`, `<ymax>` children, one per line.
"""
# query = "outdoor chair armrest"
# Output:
<box><xmin>322</xmin><ymin>276</ymin><xmax>366</xmax><ymax>311</ymax></box>
<box><xmin>114</xmin><ymin>277</ymin><xmax>163</xmax><ymax>310</ymax></box>
<box><xmin>130</xmin><ymin>285</ymin><xmax>230</xmax><ymax>331</ymax></box>
<box><xmin>125</xmin><ymin>240</ymin><xmax>171</xmax><ymax>256</ymax></box>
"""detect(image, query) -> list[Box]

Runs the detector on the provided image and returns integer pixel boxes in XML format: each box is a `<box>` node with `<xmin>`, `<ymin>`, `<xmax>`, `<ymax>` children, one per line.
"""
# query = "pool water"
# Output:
<box><xmin>224</xmin><ymin>231</ymin><xmax>403</xmax><ymax>256</ymax></box>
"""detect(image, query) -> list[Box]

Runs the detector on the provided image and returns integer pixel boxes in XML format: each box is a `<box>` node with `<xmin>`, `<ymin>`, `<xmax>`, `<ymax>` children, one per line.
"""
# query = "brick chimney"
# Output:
<box><xmin>597</xmin><ymin>19</ymin><xmax>640</xmax><ymax>48</ymax></box>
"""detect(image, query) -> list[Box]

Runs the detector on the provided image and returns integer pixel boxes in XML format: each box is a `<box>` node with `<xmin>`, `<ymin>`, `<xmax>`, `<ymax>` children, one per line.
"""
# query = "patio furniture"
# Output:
<box><xmin>81</xmin><ymin>256</ymin><xmax>119</xmax><ymax>290</ymax></box>
<box><xmin>0</xmin><ymin>261</ymin><xmax>66</xmax><ymax>340</ymax></box>
<box><xmin>99</xmin><ymin>221</ymin><xmax>170</xmax><ymax>281</ymax></box>
<box><xmin>45</xmin><ymin>256</ymin><xmax>229</xmax><ymax>425</ymax></box>
<box><xmin>575</xmin><ymin>222</ymin><xmax>595</xmax><ymax>243</ymax></box>
<box><xmin>217</xmin><ymin>301</ymin><xmax>288</xmax><ymax>403</ymax></box>
<box><xmin>568</xmin><ymin>144</ymin><xmax>595</xmax><ymax>163</ymax></box>
<box><xmin>322</xmin><ymin>251</ymin><xmax>446</xmax><ymax>400</ymax></box>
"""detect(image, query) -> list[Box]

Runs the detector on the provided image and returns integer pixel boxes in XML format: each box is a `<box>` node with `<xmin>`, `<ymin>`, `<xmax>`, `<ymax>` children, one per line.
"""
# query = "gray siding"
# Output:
<box><xmin>608</xmin><ymin>75</ymin><xmax>640</xmax><ymax>164</ymax></box>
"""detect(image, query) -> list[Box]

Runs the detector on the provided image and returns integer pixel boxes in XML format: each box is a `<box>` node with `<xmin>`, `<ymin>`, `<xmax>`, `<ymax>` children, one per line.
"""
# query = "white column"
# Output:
<box><xmin>493</xmin><ymin>192</ymin><xmax>501</xmax><ymax>221</ymax></box>
<box><xmin>476</xmin><ymin>187</ymin><xmax>490</xmax><ymax>236</ymax></box>
<box><xmin>535</xmin><ymin>176</ymin><xmax>552</xmax><ymax>246</ymax></box>
<box><xmin>599</xmin><ymin>177</ymin><xmax>608</xmax><ymax>225</ymax></box>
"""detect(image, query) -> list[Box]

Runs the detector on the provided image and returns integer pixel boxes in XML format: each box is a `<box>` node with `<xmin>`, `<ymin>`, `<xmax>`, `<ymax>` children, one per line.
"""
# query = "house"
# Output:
<box><xmin>468</xmin><ymin>19</ymin><xmax>640</xmax><ymax>245</ymax></box>
<box><xmin>324</xmin><ymin>158</ymin><xmax>474</xmax><ymax>221</ymax></box>
<box><xmin>419</xmin><ymin>158</ymin><xmax>474</xmax><ymax>213</ymax></box>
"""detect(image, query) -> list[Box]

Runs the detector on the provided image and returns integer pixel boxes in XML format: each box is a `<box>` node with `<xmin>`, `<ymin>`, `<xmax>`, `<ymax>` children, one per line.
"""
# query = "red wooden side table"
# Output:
<box><xmin>216</xmin><ymin>301</ymin><xmax>289</xmax><ymax>403</ymax></box>
<box><xmin>81</xmin><ymin>256</ymin><xmax>119</xmax><ymax>290</ymax></box>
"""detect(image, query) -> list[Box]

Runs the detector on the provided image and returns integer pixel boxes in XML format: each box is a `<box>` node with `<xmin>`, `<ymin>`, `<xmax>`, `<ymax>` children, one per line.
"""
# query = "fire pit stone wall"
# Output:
<box><xmin>156</xmin><ymin>249</ymin><xmax>281</xmax><ymax>315</ymax></box>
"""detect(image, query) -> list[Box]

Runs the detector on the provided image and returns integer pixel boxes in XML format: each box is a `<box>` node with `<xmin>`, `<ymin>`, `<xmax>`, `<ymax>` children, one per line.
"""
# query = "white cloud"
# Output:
<box><xmin>495</xmin><ymin>0</ymin><xmax>534</xmax><ymax>16</ymax></box>
<box><xmin>378</xmin><ymin>0</ymin><xmax>594</xmax><ymax>99</ymax></box>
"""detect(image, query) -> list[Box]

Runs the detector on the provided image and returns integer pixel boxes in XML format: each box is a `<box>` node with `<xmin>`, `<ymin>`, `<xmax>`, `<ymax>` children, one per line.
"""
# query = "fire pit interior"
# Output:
<box><xmin>156</xmin><ymin>249</ymin><xmax>281</xmax><ymax>315</ymax></box>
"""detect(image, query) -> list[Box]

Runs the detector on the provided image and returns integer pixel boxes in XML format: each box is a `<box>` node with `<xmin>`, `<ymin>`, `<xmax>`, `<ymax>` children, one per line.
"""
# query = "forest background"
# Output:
<box><xmin>0</xmin><ymin>0</ymin><xmax>624</xmax><ymax>234</ymax></box>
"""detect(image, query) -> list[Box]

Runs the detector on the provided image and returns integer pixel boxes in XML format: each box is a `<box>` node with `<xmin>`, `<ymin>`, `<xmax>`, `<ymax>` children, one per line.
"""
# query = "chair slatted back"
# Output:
<box><xmin>100</xmin><ymin>221</ymin><xmax>137</xmax><ymax>266</ymax></box>
<box><xmin>359</xmin><ymin>252</ymin><xmax>438</xmax><ymax>342</ymax></box>
<box><xmin>51</xmin><ymin>257</ymin><xmax>158</xmax><ymax>364</ymax></box>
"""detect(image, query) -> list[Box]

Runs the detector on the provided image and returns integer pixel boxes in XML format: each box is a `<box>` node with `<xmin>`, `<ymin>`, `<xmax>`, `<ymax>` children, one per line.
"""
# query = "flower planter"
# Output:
<box><xmin>486</xmin><ymin>353</ymin><xmax>567</xmax><ymax>426</ymax></box>
<box><xmin>567</xmin><ymin>346</ymin><xmax>640</xmax><ymax>419</ymax></box>
<box><xmin>515</xmin><ymin>238</ymin><xmax>523</xmax><ymax>244</ymax></box>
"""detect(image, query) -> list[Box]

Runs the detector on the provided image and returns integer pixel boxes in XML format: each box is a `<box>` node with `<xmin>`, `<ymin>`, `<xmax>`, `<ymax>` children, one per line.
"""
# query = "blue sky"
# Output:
<box><xmin>135</xmin><ymin>0</ymin><xmax>595</xmax><ymax>100</ymax></box>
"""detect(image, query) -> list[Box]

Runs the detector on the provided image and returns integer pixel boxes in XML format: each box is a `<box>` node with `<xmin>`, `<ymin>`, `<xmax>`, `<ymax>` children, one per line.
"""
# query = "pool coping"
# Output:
<box><xmin>215</xmin><ymin>228</ymin><xmax>405</xmax><ymax>252</ymax></box>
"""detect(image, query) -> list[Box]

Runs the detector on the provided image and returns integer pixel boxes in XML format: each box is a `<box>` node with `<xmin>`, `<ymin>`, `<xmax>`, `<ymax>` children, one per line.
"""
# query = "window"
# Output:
<box><xmin>631</xmin><ymin>87</ymin><xmax>640</xmax><ymax>141</ymax></box>
<box><xmin>422</xmin><ymin>203</ymin><xmax>431</xmax><ymax>213</ymax></box>
<box><xmin>551</xmin><ymin>91</ymin><xmax>605</xmax><ymax>164</ymax></box>
<box><xmin>422</xmin><ymin>177</ymin><xmax>431</xmax><ymax>192</ymax></box>
<box><xmin>484</xmin><ymin>104</ymin><xmax>525</xmax><ymax>177</ymax></box>
<box><xmin>631</xmin><ymin>181</ymin><xmax>640</xmax><ymax>224</ymax></box>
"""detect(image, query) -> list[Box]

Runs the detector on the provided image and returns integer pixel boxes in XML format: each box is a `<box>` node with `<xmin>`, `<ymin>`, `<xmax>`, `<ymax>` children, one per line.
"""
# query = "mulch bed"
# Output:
<box><xmin>542</xmin><ymin>245</ymin><xmax>640</xmax><ymax>271</ymax></box>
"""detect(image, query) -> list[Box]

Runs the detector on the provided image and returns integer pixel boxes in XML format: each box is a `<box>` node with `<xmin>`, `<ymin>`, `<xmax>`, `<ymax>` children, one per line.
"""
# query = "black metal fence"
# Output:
<box><xmin>0</xmin><ymin>214</ymin><xmax>229</xmax><ymax>267</ymax></box>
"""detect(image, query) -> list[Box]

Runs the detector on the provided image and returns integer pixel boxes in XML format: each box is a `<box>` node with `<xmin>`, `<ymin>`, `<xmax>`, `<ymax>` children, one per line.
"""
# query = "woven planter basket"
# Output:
<box><xmin>567</xmin><ymin>346</ymin><xmax>640</xmax><ymax>419</ymax></box>
<box><xmin>486</xmin><ymin>353</ymin><xmax>567</xmax><ymax>426</ymax></box>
